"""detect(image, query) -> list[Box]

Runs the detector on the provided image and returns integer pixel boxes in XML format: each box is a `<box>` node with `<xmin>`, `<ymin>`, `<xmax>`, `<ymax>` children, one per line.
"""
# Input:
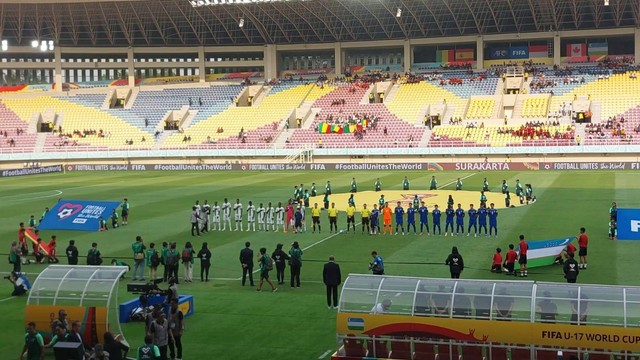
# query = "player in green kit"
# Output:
<box><xmin>515</xmin><ymin>179</ymin><xmax>524</xmax><ymax>204</ymax></box>
<box><xmin>350</xmin><ymin>177</ymin><xmax>357</xmax><ymax>193</ymax></box>
<box><xmin>374</xmin><ymin>178</ymin><xmax>382</xmax><ymax>192</ymax></box>
<box><xmin>456</xmin><ymin>178</ymin><xmax>462</xmax><ymax>190</ymax></box>
<box><xmin>311</xmin><ymin>182</ymin><xmax>317</xmax><ymax>197</ymax></box>
<box><xmin>482</xmin><ymin>178</ymin><xmax>489</xmax><ymax>192</ymax></box>
<box><xmin>501</xmin><ymin>180</ymin><xmax>508</xmax><ymax>194</ymax></box>
<box><xmin>121</xmin><ymin>198</ymin><xmax>130</xmax><ymax>225</ymax></box>
<box><xmin>412</xmin><ymin>195</ymin><xmax>420</xmax><ymax>209</ymax></box>
<box><xmin>403</xmin><ymin>176</ymin><xmax>410</xmax><ymax>190</ymax></box>
<box><xmin>378</xmin><ymin>195</ymin><xmax>386</xmax><ymax>209</ymax></box>
<box><xmin>430</xmin><ymin>176</ymin><xmax>437</xmax><ymax>190</ymax></box>
<box><xmin>325</xmin><ymin>181</ymin><xmax>332</xmax><ymax>195</ymax></box>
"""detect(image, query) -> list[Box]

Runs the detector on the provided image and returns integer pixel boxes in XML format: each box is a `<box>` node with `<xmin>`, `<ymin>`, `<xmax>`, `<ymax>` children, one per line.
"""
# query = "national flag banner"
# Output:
<box><xmin>343</xmin><ymin>125</ymin><xmax>353</xmax><ymax>133</ymax></box>
<box><xmin>436</xmin><ymin>49</ymin><xmax>454</xmax><ymax>63</ymax></box>
<box><xmin>455</xmin><ymin>49</ymin><xmax>474</xmax><ymax>61</ymax></box>
<box><xmin>38</xmin><ymin>199</ymin><xmax>123</xmax><ymax>231</ymax></box>
<box><xmin>362</xmin><ymin>119</ymin><xmax>368</xmax><ymax>128</ymax></box>
<box><xmin>516</xmin><ymin>237</ymin><xmax>573</xmax><ymax>268</ymax></box>
<box><xmin>567</xmin><ymin>43</ymin><xmax>587</xmax><ymax>57</ymax></box>
<box><xmin>588</xmin><ymin>42</ymin><xmax>609</xmax><ymax>56</ymax></box>
<box><xmin>347</xmin><ymin>317</ymin><xmax>365</xmax><ymax>331</ymax></box>
<box><xmin>318</xmin><ymin>122</ymin><xmax>330</xmax><ymax>133</ymax></box>
<box><xmin>528</xmin><ymin>45</ymin><xmax>548</xmax><ymax>58</ymax></box>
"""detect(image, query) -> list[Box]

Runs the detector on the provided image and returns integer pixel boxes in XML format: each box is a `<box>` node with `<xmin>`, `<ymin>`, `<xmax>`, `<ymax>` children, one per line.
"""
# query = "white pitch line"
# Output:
<box><xmin>0</xmin><ymin>189</ymin><xmax>63</xmax><ymax>203</ymax></box>
<box><xmin>318</xmin><ymin>349</ymin><xmax>333</xmax><ymax>359</ymax></box>
<box><xmin>439</xmin><ymin>172</ymin><xmax>478</xmax><ymax>189</ymax></box>
<box><xmin>0</xmin><ymin>296</ymin><xmax>16</xmax><ymax>302</ymax></box>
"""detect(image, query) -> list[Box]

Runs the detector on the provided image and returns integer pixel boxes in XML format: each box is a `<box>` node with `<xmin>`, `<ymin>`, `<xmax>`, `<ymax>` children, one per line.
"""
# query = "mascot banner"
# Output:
<box><xmin>38</xmin><ymin>200</ymin><xmax>122</xmax><ymax>231</ymax></box>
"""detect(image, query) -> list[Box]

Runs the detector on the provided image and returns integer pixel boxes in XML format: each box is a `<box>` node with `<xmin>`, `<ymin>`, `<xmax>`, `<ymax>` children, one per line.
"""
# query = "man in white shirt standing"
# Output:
<box><xmin>257</xmin><ymin>203</ymin><xmax>265</xmax><ymax>231</ymax></box>
<box><xmin>212</xmin><ymin>201</ymin><xmax>221</xmax><ymax>231</ymax></box>
<box><xmin>266</xmin><ymin>202</ymin><xmax>275</xmax><ymax>231</ymax></box>
<box><xmin>275</xmin><ymin>202</ymin><xmax>285</xmax><ymax>232</ymax></box>
<box><xmin>222</xmin><ymin>198</ymin><xmax>232</xmax><ymax>231</ymax></box>
<box><xmin>246</xmin><ymin>201</ymin><xmax>256</xmax><ymax>231</ymax></box>
<box><xmin>233</xmin><ymin>198</ymin><xmax>243</xmax><ymax>231</ymax></box>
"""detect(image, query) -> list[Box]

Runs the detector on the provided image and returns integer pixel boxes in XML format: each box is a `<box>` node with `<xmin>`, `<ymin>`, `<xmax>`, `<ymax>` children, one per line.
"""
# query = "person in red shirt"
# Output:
<box><xmin>48</xmin><ymin>235</ymin><xmax>59</xmax><ymax>263</ymax></box>
<box><xmin>491</xmin><ymin>248</ymin><xmax>503</xmax><ymax>273</ymax></box>
<box><xmin>577</xmin><ymin>227</ymin><xmax>589</xmax><ymax>269</ymax></box>
<box><xmin>518</xmin><ymin>235</ymin><xmax>528</xmax><ymax>277</ymax></box>
<box><xmin>504</xmin><ymin>244</ymin><xmax>518</xmax><ymax>275</ymax></box>
<box><xmin>555</xmin><ymin>242</ymin><xmax>577</xmax><ymax>264</ymax></box>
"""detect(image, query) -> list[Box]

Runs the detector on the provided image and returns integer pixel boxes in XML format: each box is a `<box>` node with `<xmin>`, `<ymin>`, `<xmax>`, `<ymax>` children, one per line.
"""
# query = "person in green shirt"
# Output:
<box><xmin>430</xmin><ymin>176</ymin><xmax>437</xmax><ymax>190</ymax></box>
<box><xmin>311</xmin><ymin>182</ymin><xmax>317</xmax><ymax>197</ymax></box>
<box><xmin>132</xmin><ymin>235</ymin><xmax>146</xmax><ymax>281</ymax></box>
<box><xmin>182</xmin><ymin>242</ymin><xmax>195</xmax><ymax>283</ymax></box>
<box><xmin>456</xmin><ymin>178</ymin><xmax>463</xmax><ymax>191</ymax></box>
<box><xmin>256</xmin><ymin>247</ymin><xmax>277</xmax><ymax>292</ymax></box>
<box><xmin>350</xmin><ymin>177</ymin><xmax>357</xmax><ymax>193</ymax></box>
<box><xmin>111</xmin><ymin>209</ymin><xmax>119</xmax><ymax>228</ymax></box>
<box><xmin>39</xmin><ymin>207</ymin><xmax>49</xmax><ymax>225</ymax></box>
<box><xmin>480</xmin><ymin>191</ymin><xmax>488</xmax><ymax>207</ymax></box>
<box><xmin>501</xmin><ymin>180</ymin><xmax>508</xmax><ymax>194</ymax></box>
<box><xmin>45</xmin><ymin>325</ymin><xmax>66</xmax><ymax>349</ymax></box>
<box><xmin>303</xmin><ymin>189</ymin><xmax>310</xmax><ymax>207</ymax></box>
<box><xmin>137</xmin><ymin>335</ymin><xmax>161</xmax><ymax>360</ymax></box>
<box><xmin>22</xmin><ymin>322</ymin><xmax>44</xmax><ymax>360</ymax></box>
<box><xmin>289</xmin><ymin>241</ymin><xmax>303</xmax><ymax>288</ymax></box>
<box><xmin>412</xmin><ymin>195</ymin><xmax>420</xmax><ymax>209</ymax></box>
<box><xmin>28</xmin><ymin>215</ymin><xmax>37</xmax><ymax>229</ymax></box>
<box><xmin>375</xmin><ymin>178</ymin><xmax>382</xmax><ymax>192</ymax></box>
<box><xmin>482</xmin><ymin>178</ymin><xmax>489</xmax><ymax>192</ymax></box>
<box><xmin>161</xmin><ymin>242</ymin><xmax>169</xmax><ymax>282</ymax></box>
<box><xmin>325</xmin><ymin>181</ymin><xmax>332</xmax><ymax>195</ymax></box>
<box><xmin>121</xmin><ymin>198</ymin><xmax>130</xmax><ymax>225</ymax></box>
<box><xmin>9</xmin><ymin>240</ymin><xmax>21</xmax><ymax>273</ymax></box>
<box><xmin>146</xmin><ymin>242</ymin><xmax>160</xmax><ymax>281</ymax></box>
<box><xmin>402</xmin><ymin>176</ymin><xmax>410</xmax><ymax>190</ymax></box>
<box><xmin>378</xmin><ymin>195</ymin><xmax>385</xmax><ymax>208</ymax></box>
<box><xmin>515</xmin><ymin>180</ymin><xmax>524</xmax><ymax>204</ymax></box>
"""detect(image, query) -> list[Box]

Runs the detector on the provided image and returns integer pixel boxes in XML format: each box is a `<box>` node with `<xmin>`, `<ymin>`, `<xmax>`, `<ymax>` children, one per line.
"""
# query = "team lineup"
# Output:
<box><xmin>182</xmin><ymin>176</ymin><xmax>537</xmax><ymax>237</ymax></box>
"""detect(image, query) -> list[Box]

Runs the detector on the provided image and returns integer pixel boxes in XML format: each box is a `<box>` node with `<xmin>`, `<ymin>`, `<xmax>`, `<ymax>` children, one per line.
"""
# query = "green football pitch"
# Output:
<box><xmin>1</xmin><ymin>170</ymin><xmax>638</xmax><ymax>359</ymax></box>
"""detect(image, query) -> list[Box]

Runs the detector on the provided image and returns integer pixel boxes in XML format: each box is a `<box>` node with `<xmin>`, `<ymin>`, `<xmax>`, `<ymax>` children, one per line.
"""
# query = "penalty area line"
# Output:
<box><xmin>239</xmin><ymin>224</ymin><xmax>360</xmax><ymax>280</ymax></box>
<box><xmin>318</xmin><ymin>349</ymin><xmax>333</xmax><ymax>359</ymax></box>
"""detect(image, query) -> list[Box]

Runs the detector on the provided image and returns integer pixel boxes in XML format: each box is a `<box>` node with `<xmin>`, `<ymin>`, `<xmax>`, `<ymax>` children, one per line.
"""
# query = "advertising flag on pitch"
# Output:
<box><xmin>38</xmin><ymin>199</ymin><xmax>122</xmax><ymax>231</ymax></box>
<box><xmin>516</xmin><ymin>236</ymin><xmax>573</xmax><ymax>268</ymax></box>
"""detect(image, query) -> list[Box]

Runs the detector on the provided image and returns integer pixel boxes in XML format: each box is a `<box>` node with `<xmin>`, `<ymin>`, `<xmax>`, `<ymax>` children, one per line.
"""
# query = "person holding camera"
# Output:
<box><xmin>87</xmin><ymin>242</ymin><xmax>103</xmax><ymax>266</ymax></box>
<box><xmin>369</xmin><ymin>251</ymin><xmax>384</xmax><ymax>275</ymax></box>
<box><xmin>8</xmin><ymin>271</ymin><xmax>29</xmax><ymax>296</ymax></box>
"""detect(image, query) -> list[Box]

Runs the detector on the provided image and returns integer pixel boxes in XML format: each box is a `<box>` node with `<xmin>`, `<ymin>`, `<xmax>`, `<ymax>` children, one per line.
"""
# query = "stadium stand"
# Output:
<box><xmin>285</xmin><ymin>84</ymin><xmax>425</xmax><ymax>149</ymax></box>
<box><xmin>466</xmin><ymin>99</ymin><xmax>495</xmax><ymax>119</ymax></box>
<box><xmin>2</xmin><ymin>96</ymin><xmax>153</xmax><ymax>149</ymax></box>
<box><xmin>429</xmin><ymin>123</ymin><xmax>575</xmax><ymax>147</ymax></box>
<box><xmin>385</xmin><ymin>81</ymin><xmax>467</xmax><ymax>122</ymax></box>
<box><xmin>0</xmin><ymin>102</ymin><xmax>38</xmax><ymax>152</ymax></box>
<box><xmin>162</xmin><ymin>82</ymin><xmax>330</xmax><ymax>148</ymax></box>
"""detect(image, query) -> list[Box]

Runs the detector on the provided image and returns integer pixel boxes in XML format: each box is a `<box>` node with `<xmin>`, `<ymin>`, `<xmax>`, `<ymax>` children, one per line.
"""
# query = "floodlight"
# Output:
<box><xmin>1</xmin><ymin>40</ymin><xmax>8</xmax><ymax>51</ymax></box>
<box><xmin>31</xmin><ymin>40</ymin><xmax>39</xmax><ymax>48</ymax></box>
<box><xmin>604</xmin><ymin>0</ymin><xmax>609</xmax><ymax>5</ymax></box>
<box><xmin>396</xmin><ymin>8</ymin><xmax>402</xmax><ymax>18</ymax></box>
<box><xmin>239</xmin><ymin>18</ymin><xmax>245</xmax><ymax>27</ymax></box>
<box><xmin>48</xmin><ymin>40</ymin><xmax>54</xmax><ymax>51</ymax></box>
<box><xmin>40</xmin><ymin>41</ymin><xmax>47</xmax><ymax>51</ymax></box>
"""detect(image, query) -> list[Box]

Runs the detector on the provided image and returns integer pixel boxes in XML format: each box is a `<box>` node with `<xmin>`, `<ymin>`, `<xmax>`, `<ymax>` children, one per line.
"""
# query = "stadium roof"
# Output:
<box><xmin>0</xmin><ymin>0</ymin><xmax>638</xmax><ymax>47</ymax></box>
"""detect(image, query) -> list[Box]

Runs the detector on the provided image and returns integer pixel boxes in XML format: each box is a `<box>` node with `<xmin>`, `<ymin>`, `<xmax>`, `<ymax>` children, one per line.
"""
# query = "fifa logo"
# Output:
<box><xmin>631</xmin><ymin>220</ymin><xmax>640</xmax><ymax>233</ymax></box>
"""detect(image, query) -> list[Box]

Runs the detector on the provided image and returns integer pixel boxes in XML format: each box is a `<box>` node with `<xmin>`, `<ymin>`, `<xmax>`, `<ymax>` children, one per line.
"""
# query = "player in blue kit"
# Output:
<box><xmin>418</xmin><ymin>201</ymin><xmax>429</xmax><ymax>235</ymax></box>
<box><xmin>394</xmin><ymin>201</ymin><xmax>405</xmax><ymax>235</ymax></box>
<box><xmin>444</xmin><ymin>205</ymin><xmax>455</xmax><ymax>236</ymax></box>
<box><xmin>455</xmin><ymin>204</ymin><xmax>465</xmax><ymax>236</ymax></box>
<box><xmin>467</xmin><ymin>204</ymin><xmax>478</xmax><ymax>237</ymax></box>
<box><xmin>478</xmin><ymin>204</ymin><xmax>488</xmax><ymax>236</ymax></box>
<box><xmin>432</xmin><ymin>205</ymin><xmax>442</xmax><ymax>235</ymax></box>
<box><xmin>407</xmin><ymin>206</ymin><xmax>417</xmax><ymax>235</ymax></box>
<box><xmin>370</xmin><ymin>204</ymin><xmax>380</xmax><ymax>235</ymax></box>
<box><xmin>488</xmin><ymin>203</ymin><xmax>498</xmax><ymax>237</ymax></box>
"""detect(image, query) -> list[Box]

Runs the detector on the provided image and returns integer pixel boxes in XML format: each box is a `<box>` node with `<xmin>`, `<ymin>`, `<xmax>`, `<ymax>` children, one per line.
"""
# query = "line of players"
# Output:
<box><xmin>357</xmin><ymin>198</ymin><xmax>499</xmax><ymax>237</ymax></box>
<box><xmin>190</xmin><ymin>198</ymin><xmax>311</xmax><ymax>235</ymax></box>
<box><xmin>188</xmin><ymin>196</ymin><xmax>499</xmax><ymax>237</ymax></box>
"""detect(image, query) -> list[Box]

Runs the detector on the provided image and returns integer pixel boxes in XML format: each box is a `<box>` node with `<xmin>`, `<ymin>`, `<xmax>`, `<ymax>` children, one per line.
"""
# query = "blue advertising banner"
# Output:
<box><xmin>509</xmin><ymin>46</ymin><xmax>529</xmax><ymax>59</ymax></box>
<box><xmin>617</xmin><ymin>208</ymin><xmax>640</xmax><ymax>240</ymax></box>
<box><xmin>490</xmin><ymin>48</ymin><xmax>509</xmax><ymax>59</ymax></box>
<box><xmin>38</xmin><ymin>200</ymin><xmax>122</xmax><ymax>231</ymax></box>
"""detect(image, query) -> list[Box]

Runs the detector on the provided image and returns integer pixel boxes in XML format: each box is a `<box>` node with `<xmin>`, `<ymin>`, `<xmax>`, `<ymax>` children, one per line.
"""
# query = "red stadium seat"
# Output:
<box><xmin>510</xmin><ymin>345</ymin><xmax>531</xmax><ymax>359</ymax></box>
<box><xmin>342</xmin><ymin>336</ymin><xmax>367</xmax><ymax>357</ymax></box>
<box><xmin>367</xmin><ymin>337</ymin><xmax>390</xmax><ymax>358</ymax></box>
<box><xmin>389</xmin><ymin>338</ymin><xmax>413</xmax><ymax>360</ymax></box>
<box><xmin>461</xmin><ymin>344</ymin><xmax>485</xmax><ymax>360</ymax></box>
<box><xmin>437</xmin><ymin>342</ymin><xmax>461</xmax><ymax>360</ymax></box>
<box><xmin>537</xmin><ymin>349</ymin><xmax>560</xmax><ymax>360</ymax></box>
<box><xmin>489</xmin><ymin>345</ymin><xmax>508</xmax><ymax>360</ymax></box>
<box><xmin>413</xmin><ymin>340</ymin><xmax>437</xmax><ymax>360</ymax></box>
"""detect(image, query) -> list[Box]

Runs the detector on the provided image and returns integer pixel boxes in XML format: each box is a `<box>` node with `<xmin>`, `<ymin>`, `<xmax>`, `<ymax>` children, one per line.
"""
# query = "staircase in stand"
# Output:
<box><xmin>34</xmin><ymin>133</ymin><xmax>48</xmax><ymax>153</ymax></box>
<box><xmin>284</xmin><ymin>144</ymin><xmax>314</xmax><ymax>163</ymax></box>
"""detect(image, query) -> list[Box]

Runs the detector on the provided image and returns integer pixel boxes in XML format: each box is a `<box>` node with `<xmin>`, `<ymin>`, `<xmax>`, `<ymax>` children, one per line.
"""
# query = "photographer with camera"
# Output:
<box><xmin>7</xmin><ymin>271</ymin><xmax>30</xmax><ymax>296</ymax></box>
<box><xmin>369</xmin><ymin>251</ymin><xmax>384</xmax><ymax>275</ymax></box>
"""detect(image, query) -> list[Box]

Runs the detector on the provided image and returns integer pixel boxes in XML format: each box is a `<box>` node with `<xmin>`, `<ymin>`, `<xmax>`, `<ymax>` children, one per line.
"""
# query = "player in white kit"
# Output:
<box><xmin>275</xmin><ymin>202</ymin><xmax>285</xmax><ymax>232</ymax></box>
<box><xmin>222</xmin><ymin>198</ymin><xmax>232</xmax><ymax>231</ymax></box>
<box><xmin>257</xmin><ymin>203</ymin><xmax>265</xmax><ymax>231</ymax></box>
<box><xmin>233</xmin><ymin>199</ymin><xmax>243</xmax><ymax>231</ymax></box>
<box><xmin>246</xmin><ymin>201</ymin><xmax>256</xmax><ymax>231</ymax></box>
